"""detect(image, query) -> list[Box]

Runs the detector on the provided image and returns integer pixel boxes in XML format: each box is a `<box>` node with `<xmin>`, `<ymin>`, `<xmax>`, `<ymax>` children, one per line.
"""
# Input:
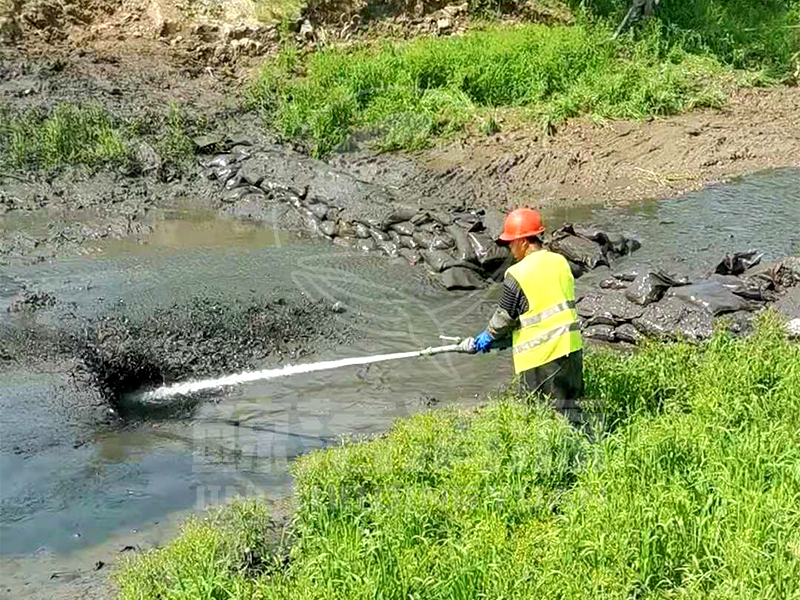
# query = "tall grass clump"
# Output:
<box><xmin>0</xmin><ymin>103</ymin><xmax>132</xmax><ymax>170</ymax></box>
<box><xmin>116</xmin><ymin>318</ymin><xmax>800</xmax><ymax>599</ymax></box>
<box><xmin>575</xmin><ymin>0</ymin><xmax>800</xmax><ymax>78</ymax></box>
<box><xmin>115</xmin><ymin>499</ymin><xmax>277</xmax><ymax>600</ymax></box>
<box><xmin>249</xmin><ymin>22</ymin><xmax>729</xmax><ymax>155</ymax></box>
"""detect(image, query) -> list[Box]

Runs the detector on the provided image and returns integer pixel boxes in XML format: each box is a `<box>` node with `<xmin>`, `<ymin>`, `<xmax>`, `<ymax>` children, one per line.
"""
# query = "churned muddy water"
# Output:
<box><xmin>1</xmin><ymin>168</ymin><xmax>799</xmax><ymax>597</ymax></box>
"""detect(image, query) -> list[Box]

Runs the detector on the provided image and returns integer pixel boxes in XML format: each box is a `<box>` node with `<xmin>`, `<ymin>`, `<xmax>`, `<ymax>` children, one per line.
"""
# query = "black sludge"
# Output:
<box><xmin>25</xmin><ymin>295</ymin><xmax>356</xmax><ymax>416</ymax></box>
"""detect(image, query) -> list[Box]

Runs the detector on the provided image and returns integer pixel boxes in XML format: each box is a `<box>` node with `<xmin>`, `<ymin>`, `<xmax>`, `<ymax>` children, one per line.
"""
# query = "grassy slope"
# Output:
<box><xmin>249</xmin><ymin>1</ymin><xmax>800</xmax><ymax>156</ymax></box>
<box><xmin>116</xmin><ymin>317</ymin><xmax>800</xmax><ymax>599</ymax></box>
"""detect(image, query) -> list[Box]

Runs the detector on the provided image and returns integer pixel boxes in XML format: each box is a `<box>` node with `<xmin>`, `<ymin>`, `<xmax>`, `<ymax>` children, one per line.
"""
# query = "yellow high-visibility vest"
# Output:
<box><xmin>506</xmin><ymin>249</ymin><xmax>582</xmax><ymax>374</ymax></box>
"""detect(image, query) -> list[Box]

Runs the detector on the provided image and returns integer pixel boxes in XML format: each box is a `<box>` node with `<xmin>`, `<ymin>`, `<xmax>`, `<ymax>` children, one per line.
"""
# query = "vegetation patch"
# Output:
<box><xmin>0</xmin><ymin>102</ymin><xmax>202</xmax><ymax>174</ymax></box>
<box><xmin>115</xmin><ymin>500</ymin><xmax>280</xmax><ymax>600</ymax></box>
<box><xmin>249</xmin><ymin>0</ymin><xmax>799</xmax><ymax>156</ymax></box>
<box><xmin>116</xmin><ymin>317</ymin><xmax>800</xmax><ymax>599</ymax></box>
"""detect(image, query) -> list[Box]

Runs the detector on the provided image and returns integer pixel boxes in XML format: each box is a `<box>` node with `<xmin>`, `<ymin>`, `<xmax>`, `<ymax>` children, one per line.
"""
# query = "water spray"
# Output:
<box><xmin>141</xmin><ymin>338</ymin><xmax>468</xmax><ymax>401</ymax></box>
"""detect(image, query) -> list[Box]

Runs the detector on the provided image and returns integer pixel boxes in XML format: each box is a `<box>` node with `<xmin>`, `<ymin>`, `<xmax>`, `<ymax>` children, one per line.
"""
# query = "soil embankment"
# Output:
<box><xmin>333</xmin><ymin>87</ymin><xmax>800</xmax><ymax>209</ymax></box>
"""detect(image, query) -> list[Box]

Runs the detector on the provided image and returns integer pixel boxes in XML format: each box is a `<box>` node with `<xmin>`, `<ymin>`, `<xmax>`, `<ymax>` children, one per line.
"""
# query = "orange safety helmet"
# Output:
<box><xmin>497</xmin><ymin>208</ymin><xmax>545</xmax><ymax>243</ymax></box>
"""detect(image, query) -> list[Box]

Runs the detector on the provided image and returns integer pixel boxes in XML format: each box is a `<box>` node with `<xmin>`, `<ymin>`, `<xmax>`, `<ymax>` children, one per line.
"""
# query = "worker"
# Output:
<box><xmin>459</xmin><ymin>208</ymin><xmax>584</xmax><ymax>423</ymax></box>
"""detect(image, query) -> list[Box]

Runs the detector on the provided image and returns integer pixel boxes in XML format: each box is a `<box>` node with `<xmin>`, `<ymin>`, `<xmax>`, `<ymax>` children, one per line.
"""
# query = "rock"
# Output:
<box><xmin>600</xmin><ymin>278</ymin><xmax>629</xmax><ymax>290</ymax></box>
<box><xmin>331</xmin><ymin>302</ymin><xmax>345</xmax><ymax>314</ymax></box>
<box><xmin>441</xmin><ymin>267</ymin><xmax>484</xmax><ymax>290</ymax></box>
<box><xmin>614</xmin><ymin>323</ymin><xmax>644</xmax><ymax>345</ymax></box>
<box><xmin>0</xmin><ymin>15</ymin><xmax>23</xmax><ymax>43</ymax></box>
<box><xmin>436</xmin><ymin>17</ymin><xmax>452</xmax><ymax>34</ymax></box>
<box><xmin>786</xmin><ymin>318</ymin><xmax>800</xmax><ymax>339</ymax></box>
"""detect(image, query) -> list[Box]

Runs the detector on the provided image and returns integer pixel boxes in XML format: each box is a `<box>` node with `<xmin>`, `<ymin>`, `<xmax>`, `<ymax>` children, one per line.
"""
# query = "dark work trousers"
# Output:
<box><xmin>520</xmin><ymin>349</ymin><xmax>585</xmax><ymax>426</ymax></box>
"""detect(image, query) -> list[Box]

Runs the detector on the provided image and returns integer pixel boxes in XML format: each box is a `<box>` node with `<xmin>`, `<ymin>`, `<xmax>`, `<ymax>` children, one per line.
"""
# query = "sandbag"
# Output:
<box><xmin>583</xmin><ymin>325</ymin><xmax>616</xmax><ymax>343</ymax></box>
<box><xmin>669</xmin><ymin>280</ymin><xmax>755</xmax><ymax>316</ymax></box>
<box><xmin>382</xmin><ymin>208</ymin><xmax>420</xmax><ymax>228</ymax></box>
<box><xmin>600</xmin><ymin>278</ymin><xmax>629</xmax><ymax>290</ymax></box>
<box><xmin>447</xmin><ymin>225</ymin><xmax>477</xmax><ymax>263</ymax></box>
<box><xmin>353</xmin><ymin>223</ymin><xmax>371</xmax><ymax>239</ymax></box>
<box><xmin>399</xmin><ymin>235</ymin><xmax>419</xmax><ymax>250</ymax></box>
<box><xmin>412</xmin><ymin>230</ymin><xmax>434</xmax><ymax>248</ymax></box>
<box><xmin>429</xmin><ymin>232</ymin><xmax>455</xmax><ymax>251</ymax></box>
<box><xmin>391</xmin><ymin>222</ymin><xmax>415</xmax><ymax>237</ymax></box>
<box><xmin>399</xmin><ymin>248</ymin><xmax>422</xmax><ymax>265</ymax></box>
<box><xmin>370</xmin><ymin>228</ymin><xmax>391</xmax><ymax>243</ymax></box>
<box><xmin>625</xmin><ymin>270</ymin><xmax>690</xmax><ymax>306</ymax></box>
<box><xmin>614</xmin><ymin>323</ymin><xmax>644</xmax><ymax>345</ymax></box>
<box><xmin>480</xmin><ymin>209</ymin><xmax>506</xmax><ymax>241</ymax></box>
<box><xmin>213</xmin><ymin>166</ymin><xmax>238</xmax><ymax>184</ymax></box>
<box><xmin>440</xmin><ymin>267</ymin><xmax>485</xmax><ymax>291</ymax></box>
<box><xmin>567</xmin><ymin>260</ymin><xmax>585</xmax><ymax>279</ymax></box>
<box><xmin>377</xmin><ymin>241</ymin><xmax>400</xmax><ymax>258</ymax></box>
<box><xmin>422</xmin><ymin>250</ymin><xmax>479</xmax><ymax>273</ymax></box>
<box><xmin>714</xmin><ymin>250</ymin><xmax>763</xmax><ymax>276</ymax></box>
<box><xmin>576</xmin><ymin>291</ymin><xmax>644</xmax><ymax>325</ymax></box>
<box><xmin>204</xmin><ymin>154</ymin><xmax>237</xmax><ymax>169</ymax></box>
<box><xmin>549</xmin><ymin>231</ymin><xmax>607</xmax><ymax>269</ymax></box>
<box><xmin>633</xmin><ymin>297</ymin><xmax>714</xmax><ymax>341</ymax></box>
<box><xmin>710</xmin><ymin>274</ymin><xmax>776</xmax><ymax>303</ymax></box>
<box><xmin>606</xmin><ymin>233</ymin><xmax>642</xmax><ymax>256</ymax></box>
<box><xmin>467</xmin><ymin>232</ymin><xmax>510</xmax><ymax>269</ymax></box>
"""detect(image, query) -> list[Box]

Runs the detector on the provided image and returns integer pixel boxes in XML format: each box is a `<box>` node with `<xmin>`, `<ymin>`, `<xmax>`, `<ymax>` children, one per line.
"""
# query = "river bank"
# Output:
<box><xmin>2</xmin><ymin>2</ymin><xmax>799</xmax><ymax>598</ymax></box>
<box><xmin>114</xmin><ymin>319</ymin><xmax>800</xmax><ymax>599</ymax></box>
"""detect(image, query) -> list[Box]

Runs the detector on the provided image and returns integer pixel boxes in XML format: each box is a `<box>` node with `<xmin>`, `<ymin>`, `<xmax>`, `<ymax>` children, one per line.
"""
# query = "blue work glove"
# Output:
<box><xmin>474</xmin><ymin>330</ymin><xmax>494</xmax><ymax>353</ymax></box>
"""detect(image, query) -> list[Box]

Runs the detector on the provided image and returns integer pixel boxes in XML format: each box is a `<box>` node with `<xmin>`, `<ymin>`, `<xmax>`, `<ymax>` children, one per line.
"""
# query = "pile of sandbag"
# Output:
<box><xmin>199</xmin><ymin>140</ymin><xmax>641</xmax><ymax>291</ymax></box>
<box><xmin>577</xmin><ymin>251</ymin><xmax>800</xmax><ymax>344</ymax></box>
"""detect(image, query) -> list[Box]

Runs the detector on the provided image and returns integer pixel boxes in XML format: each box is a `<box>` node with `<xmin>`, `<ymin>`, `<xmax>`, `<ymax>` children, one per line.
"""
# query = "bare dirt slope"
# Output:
<box><xmin>334</xmin><ymin>87</ymin><xmax>800</xmax><ymax>211</ymax></box>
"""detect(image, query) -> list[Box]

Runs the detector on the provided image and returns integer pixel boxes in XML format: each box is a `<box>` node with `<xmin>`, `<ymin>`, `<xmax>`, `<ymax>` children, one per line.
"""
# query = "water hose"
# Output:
<box><xmin>141</xmin><ymin>339</ymin><xmax>470</xmax><ymax>401</ymax></box>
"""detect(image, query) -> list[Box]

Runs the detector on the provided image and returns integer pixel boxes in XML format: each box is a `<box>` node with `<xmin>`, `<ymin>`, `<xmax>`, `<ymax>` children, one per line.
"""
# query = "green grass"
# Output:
<box><xmin>115</xmin><ymin>499</ymin><xmax>279</xmax><ymax>600</ymax></box>
<box><xmin>571</xmin><ymin>0</ymin><xmax>800</xmax><ymax>76</ymax></box>
<box><xmin>0</xmin><ymin>103</ymin><xmax>132</xmax><ymax>170</ymax></box>
<box><xmin>116</xmin><ymin>316</ymin><xmax>800</xmax><ymax>599</ymax></box>
<box><xmin>0</xmin><ymin>102</ymin><xmax>200</xmax><ymax>173</ymax></box>
<box><xmin>249</xmin><ymin>22</ymin><xmax>730</xmax><ymax>156</ymax></box>
<box><xmin>249</xmin><ymin>0</ymin><xmax>799</xmax><ymax>156</ymax></box>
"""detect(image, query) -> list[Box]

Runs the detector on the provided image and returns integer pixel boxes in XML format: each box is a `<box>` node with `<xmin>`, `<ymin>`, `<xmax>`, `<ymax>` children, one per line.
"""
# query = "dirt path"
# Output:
<box><xmin>333</xmin><ymin>87</ymin><xmax>800</xmax><ymax>211</ymax></box>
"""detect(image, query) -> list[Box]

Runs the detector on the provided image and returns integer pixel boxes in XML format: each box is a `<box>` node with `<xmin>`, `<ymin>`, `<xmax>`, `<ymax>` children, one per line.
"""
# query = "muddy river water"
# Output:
<box><xmin>1</xmin><ymin>168</ymin><xmax>798</xmax><ymax>597</ymax></box>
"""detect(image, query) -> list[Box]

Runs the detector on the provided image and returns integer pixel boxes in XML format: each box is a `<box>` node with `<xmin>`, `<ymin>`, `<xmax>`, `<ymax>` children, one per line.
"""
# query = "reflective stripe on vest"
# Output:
<box><xmin>518</xmin><ymin>300</ymin><xmax>577</xmax><ymax>329</ymax></box>
<box><xmin>507</xmin><ymin>250</ymin><xmax>582</xmax><ymax>374</ymax></box>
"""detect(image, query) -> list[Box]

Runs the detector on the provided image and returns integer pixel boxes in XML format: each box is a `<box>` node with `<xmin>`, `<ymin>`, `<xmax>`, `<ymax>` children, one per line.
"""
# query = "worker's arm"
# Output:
<box><xmin>487</xmin><ymin>273</ymin><xmax>525</xmax><ymax>339</ymax></box>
